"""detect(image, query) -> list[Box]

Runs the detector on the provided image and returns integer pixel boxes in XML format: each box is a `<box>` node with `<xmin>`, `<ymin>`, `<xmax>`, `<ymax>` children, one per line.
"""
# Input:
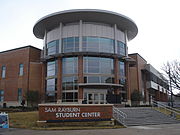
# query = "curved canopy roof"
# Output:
<box><xmin>33</xmin><ymin>9</ymin><xmax>138</xmax><ymax>41</ymax></box>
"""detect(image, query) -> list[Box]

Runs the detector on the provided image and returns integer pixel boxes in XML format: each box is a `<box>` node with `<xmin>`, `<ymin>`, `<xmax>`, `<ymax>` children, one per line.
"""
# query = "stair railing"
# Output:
<box><xmin>113</xmin><ymin>106</ymin><xmax>127</xmax><ymax>126</ymax></box>
<box><xmin>152</xmin><ymin>100</ymin><xmax>180</xmax><ymax>119</ymax></box>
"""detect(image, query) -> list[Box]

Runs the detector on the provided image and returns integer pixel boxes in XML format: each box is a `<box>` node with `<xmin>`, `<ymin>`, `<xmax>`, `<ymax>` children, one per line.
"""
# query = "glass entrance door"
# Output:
<box><xmin>84</xmin><ymin>92</ymin><xmax>106</xmax><ymax>104</ymax></box>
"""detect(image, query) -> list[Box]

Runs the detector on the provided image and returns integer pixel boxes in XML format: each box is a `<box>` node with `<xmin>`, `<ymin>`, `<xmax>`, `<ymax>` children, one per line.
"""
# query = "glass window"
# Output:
<box><xmin>87</xmin><ymin>76</ymin><xmax>100</xmax><ymax>83</ymax></box>
<box><xmin>17</xmin><ymin>88</ymin><xmax>22</xmax><ymax>103</ymax></box>
<box><xmin>119</xmin><ymin>61</ymin><xmax>125</xmax><ymax>84</ymax></box>
<box><xmin>117</xmin><ymin>41</ymin><xmax>126</xmax><ymax>56</ymax></box>
<box><xmin>100</xmin><ymin>58</ymin><xmax>114</xmax><ymax>74</ymax></box>
<box><xmin>62</xmin><ymin>57</ymin><xmax>78</xmax><ymax>74</ymax></box>
<box><xmin>99</xmin><ymin>38</ymin><xmax>114</xmax><ymax>53</ymax></box>
<box><xmin>84</xmin><ymin>57</ymin><xmax>114</xmax><ymax>74</ymax></box>
<box><xmin>19</xmin><ymin>64</ymin><xmax>23</xmax><ymax>76</ymax></box>
<box><xmin>1</xmin><ymin>66</ymin><xmax>6</xmax><ymax>78</ymax></box>
<box><xmin>82</xmin><ymin>37</ymin><xmax>114</xmax><ymax>53</ymax></box>
<box><xmin>62</xmin><ymin>76</ymin><xmax>78</xmax><ymax>91</ymax></box>
<box><xmin>47</xmin><ymin>40</ymin><xmax>59</xmax><ymax>55</ymax></box>
<box><xmin>62</xmin><ymin>92</ymin><xmax>78</xmax><ymax>102</ymax></box>
<box><xmin>46</xmin><ymin>78</ymin><xmax>57</xmax><ymax>92</ymax></box>
<box><xmin>0</xmin><ymin>90</ymin><xmax>4</xmax><ymax>102</ymax></box>
<box><xmin>62</xmin><ymin>37</ymin><xmax>79</xmax><ymax>53</ymax></box>
<box><xmin>47</xmin><ymin>61</ymin><xmax>56</xmax><ymax>77</ymax></box>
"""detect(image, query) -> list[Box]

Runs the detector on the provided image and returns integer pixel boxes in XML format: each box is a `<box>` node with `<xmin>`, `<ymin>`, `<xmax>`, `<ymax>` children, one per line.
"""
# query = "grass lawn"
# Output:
<box><xmin>153</xmin><ymin>107</ymin><xmax>180</xmax><ymax>120</ymax></box>
<box><xmin>8</xmin><ymin>111</ymin><xmax>124</xmax><ymax>130</ymax></box>
<box><xmin>9</xmin><ymin>111</ymin><xmax>38</xmax><ymax>129</ymax></box>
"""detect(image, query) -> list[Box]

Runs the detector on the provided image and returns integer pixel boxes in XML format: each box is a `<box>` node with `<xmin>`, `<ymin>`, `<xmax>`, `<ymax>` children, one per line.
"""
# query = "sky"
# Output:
<box><xmin>0</xmin><ymin>0</ymin><xmax>180</xmax><ymax>72</ymax></box>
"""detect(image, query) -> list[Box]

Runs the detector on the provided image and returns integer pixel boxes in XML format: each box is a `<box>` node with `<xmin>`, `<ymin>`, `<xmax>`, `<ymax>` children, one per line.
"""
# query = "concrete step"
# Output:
<box><xmin>117</xmin><ymin>107</ymin><xmax>180</xmax><ymax>126</ymax></box>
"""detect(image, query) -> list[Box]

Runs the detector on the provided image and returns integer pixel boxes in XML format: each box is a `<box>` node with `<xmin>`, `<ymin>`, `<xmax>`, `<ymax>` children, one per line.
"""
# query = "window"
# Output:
<box><xmin>117</xmin><ymin>41</ymin><xmax>126</xmax><ymax>56</ymax></box>
<box><xmin>62</xmin><ymin>57</ymin><xmax>78</xmax><ymax>74</ymax></box>
<box><xmin>119</xmin><ymin>61</ymin><xmax>125</xmax><ymax>84</ymax></box>
<box><xmin>62</xmin><ymin>37</ymin><xmax>79</xmax><ymax>53</ymax></box>
<box><xmin>46</xmin><ymin>78</ymin><xmax>57</xmax><ymax>102</ymax></box>
<box><xmin>84</xmin><ymin>57</ymin><xmax>114</xmax><ymax>74</ymax></box>
<box><xmin>46</xmin><ymin>78</ymin><xmax>57</xmax><ymax>92</ymax></box>
<box><xmin>84</xmin><ymin>76</ymin><xmax>114</xmax><ymax>83</ymax></box>
<box><xmin>0</xmin><ymin>90</ymin><xmax>4</xmax><ymax>102</ymax></box>
<box><xmin>83</xmin><ymin>57</ymin><xmax>114</xmax><ymax>84</ymax></box>
<box><xmin>17</xmin><ymin>88</ymin><xmax>22</xmax><ymax>103</ymax></box>
<box><xmin>47</xmin><ymin>40</ymin><xmax>59</xmax><ymax>55</ymax></box>
<box><xmin>82</xmin><ymin>37</ymin><xmax>114</xmax><ymax>53</ymax></box>
<box><xmin>62</xmin><ymin>92</ymin><xmax>78</xmax><ymax>102</ymax></box>
<box><xmin>47</xmin><ymin>61</ymin><xmax>56</xmax><ymax>77</ymax></box>
<box><xmin>1</xmin><ymin>66</ymin><xmax>6</xmax><ymax>78</ymax></box>
<box><xmin>19</xmin><ymin>64</ymin><xmax>24</xmax><ymax>76</ymax></box>
<box><xmin>62</xmin><ymin>76</ymin><xmax>78</xmax><ymax>91</ymax></box>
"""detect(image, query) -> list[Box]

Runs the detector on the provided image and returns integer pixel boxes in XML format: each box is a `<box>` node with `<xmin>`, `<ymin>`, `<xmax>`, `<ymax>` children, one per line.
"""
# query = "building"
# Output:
<box><xmin>0</xmin><ymin>46</ymin><xmax>42</xmax><ymax>107</ymax></box>
<box><xmin>129</xmin><ymin>53</ymin><xmax>168</xmax><ymax>105</ymax></box>
<box><xmin>33</xmin><ymin>9</ymin><xmax>138</xmax><ymax>104</ymax></box>
<box><xmin>0</xmin><ymin>9</ymin><xmax>169</xmax><ymax>107</ymax></box>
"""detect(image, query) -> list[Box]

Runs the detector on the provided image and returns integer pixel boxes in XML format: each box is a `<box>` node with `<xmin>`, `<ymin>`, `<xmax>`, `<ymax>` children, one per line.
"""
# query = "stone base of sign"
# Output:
<box><xmin>38</xmin><ymin>104</ymin><xmax>113</xmax><ymax>126</ymax></box>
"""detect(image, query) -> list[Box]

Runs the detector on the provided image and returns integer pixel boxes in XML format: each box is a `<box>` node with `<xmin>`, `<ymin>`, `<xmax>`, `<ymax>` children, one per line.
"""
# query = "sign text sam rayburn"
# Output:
<box><xmin>45</xmin><ymin>107</ymin><xmax>101</xmax><ymax>118</ymax></box>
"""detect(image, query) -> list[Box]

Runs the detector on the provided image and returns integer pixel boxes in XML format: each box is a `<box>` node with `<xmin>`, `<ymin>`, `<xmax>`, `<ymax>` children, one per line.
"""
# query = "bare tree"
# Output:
<box><xmin>162</xmin><ymin>60</ymin><xmax>180</xmax><ymax>96</ymax></box>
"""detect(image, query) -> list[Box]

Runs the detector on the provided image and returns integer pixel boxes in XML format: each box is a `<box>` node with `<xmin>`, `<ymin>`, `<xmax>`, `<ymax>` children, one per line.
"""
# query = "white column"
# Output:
<box><xmin>59</xmin><ymin>22</ymin><xmax>62</xmax><ymax>53</ymax></box>
<box><xmin>124</xmin><ymin>30</ymin><xmax>128</xmax><ymax>57</ymax></box>
<box><xmin>79</xmin><ymin>20</ymin><xmax>83</xmax><ymax>52</ymax></box>
<box><xmin>114</xmin><ymin>24</ymin><xmax>118</xmax><ymax>54</ymax></box>
<box><xmin>43</xmin><ymin>30</ymin><xmax>47</xmax><ymax>57</ymax></box>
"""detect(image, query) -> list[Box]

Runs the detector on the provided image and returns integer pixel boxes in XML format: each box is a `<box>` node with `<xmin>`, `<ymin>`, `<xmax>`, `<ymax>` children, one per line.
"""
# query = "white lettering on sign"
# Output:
<box><xmin>81</xmin><ymin>112</ymin><xmax>101</xmax><ymax>117</ymax></box>
<box><xmin>44</xmin><ymin>107</ymin><xmax>101</xmax><ymax>118</ymax></box>
<box><xmin>58</xmin><ymin>107</ymin><xmax>80</xmax><ymax>112</ymax></box>
<box><xmin>56</xmin><ymin>113</ymin><xmax>80</xmax><ymax>118</ymax></box>
<box><xmin>45</xmin><ymin>107</ymin><xmax>57</xmax><ymax>112</ymax></box>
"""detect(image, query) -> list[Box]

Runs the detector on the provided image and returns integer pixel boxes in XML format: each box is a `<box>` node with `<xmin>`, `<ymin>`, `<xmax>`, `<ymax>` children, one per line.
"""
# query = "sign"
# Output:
<box><xmin>39</xmin><ymin>104</ymin><xmax>113</xmax><ymax>122</ymax></box>
<box><xmin>0</xmin><ymin>112</ymin><xmax>9</xmax><ymax>128</ymax></box>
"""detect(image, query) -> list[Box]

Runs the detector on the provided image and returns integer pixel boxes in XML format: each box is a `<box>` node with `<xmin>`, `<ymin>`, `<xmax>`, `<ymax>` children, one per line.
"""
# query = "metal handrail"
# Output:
<box><xmin>152</xmin><ymin>100</ymin><xmax>180</xmax><ymax>118</ymax></box>
<box><xmin>113</xmin><ymin>106</ymin><xmax>127</xmax><ymax>126</ymax></box>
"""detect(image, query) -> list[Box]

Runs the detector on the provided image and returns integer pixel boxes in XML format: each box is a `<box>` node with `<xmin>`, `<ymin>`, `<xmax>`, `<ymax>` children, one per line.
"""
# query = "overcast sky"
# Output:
<box><xmin>0</xmin><ymin>0</ymin><xmax>179</xmax><ymax>71</ymax></box>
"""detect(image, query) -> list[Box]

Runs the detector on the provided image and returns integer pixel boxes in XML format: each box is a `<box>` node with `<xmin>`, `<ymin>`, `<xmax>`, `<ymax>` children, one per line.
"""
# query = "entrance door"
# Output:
<box><xmin>85</xmin><ymin>92</ymin><xmax>106</xmax><ymax>104</ymax></box>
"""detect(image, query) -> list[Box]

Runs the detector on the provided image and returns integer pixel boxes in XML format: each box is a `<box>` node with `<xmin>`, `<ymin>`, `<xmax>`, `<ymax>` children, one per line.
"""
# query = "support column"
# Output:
<box><xmin>78</xmin><ymin>56</ymin><xmax>83</xmax><ymax>104</ymax></box>
<box><xmin>59</xmin><ymin>23</ymin><xmax>62</xmax><ymax>53</ymax></box>
<box><xmin>57</xmin><ymin>58</ymin><xmax>62</xmax><ymax>103</ymax></box>
<box><xmin>114</xmin><ymin>57</ymin><xmax>120</xmax><ymax>95</ymax></box>
<box><xmin>125</xmin><ymin>61</ymin><xmax>131</xmax><ymax>106</ymax></box>
<box><xmin>41</xmin><ymin>62</ymin><xmax>46</xmax><ymax>103</ymax></box>
<box><xmin>114</xmin><ymin>57</ymin><xmax>119</xmax><ymax>84</ymax></box>
<box><xmin>79</xmin><ymin>20</ymin><xmax>83</xmax><ymax>52</ymax></box>
<box><xmin>43</xmin><ymin>30</ymin><xmax>47</xmax><ymax>57</ymax></box>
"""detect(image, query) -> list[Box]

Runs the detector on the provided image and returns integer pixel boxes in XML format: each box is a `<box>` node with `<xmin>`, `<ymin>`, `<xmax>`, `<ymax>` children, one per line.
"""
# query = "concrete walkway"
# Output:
<box><xmin>0</xmin><ymin>124</ymin><xmax>180</xmax><ymax>135</ymax></box>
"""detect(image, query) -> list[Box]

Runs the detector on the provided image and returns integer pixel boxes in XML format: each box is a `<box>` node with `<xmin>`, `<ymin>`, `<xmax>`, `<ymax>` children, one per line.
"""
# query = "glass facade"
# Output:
<box><xmin>119</xmin><ymin>61</ymin><xmax>125</xmax><ymax>84</ymax></box>
<box><xmin>47</xmin><ymin>40</ymin><xmax>59</xmax><ymax>55</ymax></box>
<box><xmin>84</xmin><ymin>57</ymin><xmax>114</xmax><ymax>84</ymax></box>
<box><xmin>62</xmin><ymin>37</ymin><xmax>79</xmax><ymax>53</ymax></box>
<box><xmin>17</xmin><ymin>88</ymin><xmax>22</xmax><ymax>103</ymax></box>
<box><xmin>62</xmin><ymin>57</ymin><xmax>78</xmax><ymax>74</ymax></box>
<box><xmin>19</xmin><ymin>64</ymin><xmax>24</xmax><ymax>76</ymax></box>
<box><xmin>46</xmin><ymin>60</ymin><xmax>57</xmax><ymax>102</ymax></box>
<box><xmin>82</xmin><ymin>37</ymin><xmax>114</xmax><ymax>53</ymax></box>
<box><xmin>0</xmin><ymin>90</ymin><xmax>4</xmax><ymax>102</ymax></box>
<box><xmin>1</xmin><ymin>66</ymin><xmax>6</xmax><ymax>78</ymax></box>
<box><xmin>84</xmin><ymin>57</ymin><xmax>114</xmax><ymax>74</ymax></box>
<box><xmin>62</xmin><ymin>57</ymin><xmax>78</xmax><ymax>102</ymax></box>
<box><xmin>47</xmin><ymin>61</ymin><xmax>57</xmax><ymax>77</ymax></box>
<box><xmin>117</xmin><ymin>41</ymin><xmax>126</xmax><ymax>56</ymax></box>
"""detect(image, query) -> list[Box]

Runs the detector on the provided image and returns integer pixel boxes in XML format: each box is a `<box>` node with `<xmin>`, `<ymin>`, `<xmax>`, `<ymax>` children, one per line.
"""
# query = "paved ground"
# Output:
<box><xmin>0</xmin><ymin>123</ymin><xmax>180</xmax><ymax>135</ymax></box>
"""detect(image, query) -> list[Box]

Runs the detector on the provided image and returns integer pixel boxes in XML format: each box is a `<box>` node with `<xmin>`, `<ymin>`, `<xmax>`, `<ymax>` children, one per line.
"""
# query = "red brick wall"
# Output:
<box><xmin>0</xmin><ymin>46</ymin><xmax>42</xmax><ymax>103</ymax></box>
